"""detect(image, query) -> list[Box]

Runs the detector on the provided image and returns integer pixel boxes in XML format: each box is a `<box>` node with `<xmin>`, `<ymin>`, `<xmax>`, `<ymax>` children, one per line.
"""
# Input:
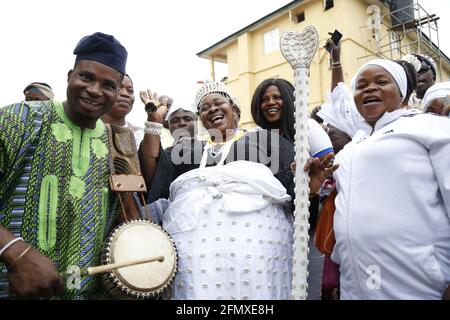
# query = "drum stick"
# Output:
<box><xmin>82</xmin><ymin>255</ymin><xmax>165</xmax><ymax>276</ymax></box>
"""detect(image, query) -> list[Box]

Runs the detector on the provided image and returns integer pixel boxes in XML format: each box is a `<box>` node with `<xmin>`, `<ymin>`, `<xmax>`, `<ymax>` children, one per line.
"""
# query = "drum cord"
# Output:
<box><xmin>140</xmin><ymin>193</ymin><xmax>153</xmax><ymax>222</ymax></box>
<box><xmin>117</xmin><ymin>193</ymin><xmax>128</xmax><ymax>222</ymax></box>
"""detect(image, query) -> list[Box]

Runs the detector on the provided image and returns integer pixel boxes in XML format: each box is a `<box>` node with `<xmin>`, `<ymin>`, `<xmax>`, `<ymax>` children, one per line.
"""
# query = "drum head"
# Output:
<box><xmin>104</xmin><ymin>220</ymin><xmax>177</xmax><ymax>298</ymax></box>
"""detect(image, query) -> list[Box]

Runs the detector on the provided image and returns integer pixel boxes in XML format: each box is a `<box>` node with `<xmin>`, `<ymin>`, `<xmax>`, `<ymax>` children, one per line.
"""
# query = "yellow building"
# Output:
<box><xmin>198</xmin><ymin>0</ymin><xmax>450</xmax><ymax>128</ymax></box>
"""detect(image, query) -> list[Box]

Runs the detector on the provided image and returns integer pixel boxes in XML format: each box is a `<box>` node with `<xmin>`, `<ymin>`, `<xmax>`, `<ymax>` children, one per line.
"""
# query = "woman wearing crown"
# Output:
<box><xmin>138</xmin><ymin>81</ymin><xmax>334</xmax><ymax>299</ymax></box>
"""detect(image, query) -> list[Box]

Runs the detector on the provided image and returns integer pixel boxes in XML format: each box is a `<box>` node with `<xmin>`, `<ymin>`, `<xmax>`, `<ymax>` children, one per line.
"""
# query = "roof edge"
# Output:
<box><xmin>197</xmin><ymin>0</ymin><xmax>303</xmax><ymax>58</ymax></box>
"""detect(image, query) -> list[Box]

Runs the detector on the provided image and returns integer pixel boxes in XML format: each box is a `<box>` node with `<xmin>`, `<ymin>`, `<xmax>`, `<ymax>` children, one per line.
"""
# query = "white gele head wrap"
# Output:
<box><xmin>422</xmin><ymin>81</ymin><xmax>450</xmax><ymax>107</ymax></box>
<box><xmin>194</xmin><ymin>80</ymin><xmax>233</xmax><ymax>110</ymax></box>
<box><xmin>351</xmin><ymin>59</ymin><xmax>408</xmax><ymax>102</ymax></box>
<box><xmin>165</xmin><ymin>99</ymin><xmax>197</xmax><ymax>121</ymax></box>
<box><xmin>401</xmin><ymin>54</ymin><xmax>422</xmax><ymax>72</ymax></box>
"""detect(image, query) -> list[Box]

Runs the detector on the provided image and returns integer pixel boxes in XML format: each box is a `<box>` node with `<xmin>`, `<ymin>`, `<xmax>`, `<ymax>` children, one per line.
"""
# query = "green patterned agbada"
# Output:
<box><xmin>0</xmin><ymin>100</ymin><xmax>119</xmax><ymax>299</ymax></box>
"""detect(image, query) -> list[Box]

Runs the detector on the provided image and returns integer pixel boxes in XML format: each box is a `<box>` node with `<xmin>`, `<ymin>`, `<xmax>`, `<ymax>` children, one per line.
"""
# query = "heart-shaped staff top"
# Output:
<box><xmin>280</xmin><ymin>25</ymin><xmax>319</xmax><ymax>69</ymax></box>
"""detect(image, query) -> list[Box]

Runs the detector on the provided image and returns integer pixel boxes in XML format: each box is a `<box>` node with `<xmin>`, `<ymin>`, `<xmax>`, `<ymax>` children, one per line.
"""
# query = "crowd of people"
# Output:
<box><xmin>0</xmin><ymin>30</ymin><xmax>449</xmax><ymax>300</ymax></box>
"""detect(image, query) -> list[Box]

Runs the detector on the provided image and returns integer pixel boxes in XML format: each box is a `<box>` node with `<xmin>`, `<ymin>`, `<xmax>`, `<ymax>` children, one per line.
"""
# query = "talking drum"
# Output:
<box><xmin>102</xmin><ymin>220</ymin><xmax>178</xmax><ymax>299</ymax></box>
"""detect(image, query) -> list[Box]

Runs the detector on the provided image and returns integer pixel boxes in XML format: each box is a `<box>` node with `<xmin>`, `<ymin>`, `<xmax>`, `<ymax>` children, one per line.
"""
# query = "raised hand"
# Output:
<box><xmin>325</xmin><ymin>32</ymin><xmax>341</xmax><ymax>63</ymax></box>
<box><xmin>139</xmin><ymin>88</ymin><xmax>168</xmax><ymax>123</ymax></box>
<box><xmin>139</xmin><ymin>89</ymin><xmax>159</xmax><ymax>106</ymax></box>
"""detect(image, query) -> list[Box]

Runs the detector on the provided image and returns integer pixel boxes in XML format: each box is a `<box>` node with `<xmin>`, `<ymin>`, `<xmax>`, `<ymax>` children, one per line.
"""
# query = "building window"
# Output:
<box><xmin>296</xmin><ymin>11</ymin><xmax>305</xmax><ymax>23</ymax></box>
<box><xmin>324</xmin><ymin>0</ymin><xmax>334</xmax><ymax>11</ymax></box>
<box><xmin>263</xmin><ymin>28</ymin><xmax>280</xmax><ymax>54</ymax></box>
<box><xmin>289</xmin><ymin>10</ymin><xmax>305</xmax><ymax>24</ymax></box>
<box><xmin>389</xmin><ymin>32</ymin><xmax>400</xmax><ymax>54</ymax></box>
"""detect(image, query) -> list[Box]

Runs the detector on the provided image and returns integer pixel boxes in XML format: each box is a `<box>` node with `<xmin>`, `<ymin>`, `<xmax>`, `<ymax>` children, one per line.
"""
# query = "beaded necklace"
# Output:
<box><xmin>200</xmin><ymin>129</ymin><xmax>245</xmax><ymax>168</ymax></box>
<box><xmin>206</xmin><ymin>129</ymin><xmax>244</xmax><ymax>158</ymax></box>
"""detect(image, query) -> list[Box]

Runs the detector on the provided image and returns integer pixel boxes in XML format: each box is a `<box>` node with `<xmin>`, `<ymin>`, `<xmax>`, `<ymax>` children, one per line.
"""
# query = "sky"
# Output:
<box><xmin>1</xmin><ymin>0</ymin><xmax>448</xmax><ymax>125</ymax></box>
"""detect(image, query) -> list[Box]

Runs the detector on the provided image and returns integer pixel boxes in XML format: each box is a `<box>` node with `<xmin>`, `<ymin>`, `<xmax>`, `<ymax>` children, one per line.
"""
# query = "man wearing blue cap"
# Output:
<box><xmin>0</xmin><ymin>32</ymin><xmax>128</xmax><ymax>299</ymax></box>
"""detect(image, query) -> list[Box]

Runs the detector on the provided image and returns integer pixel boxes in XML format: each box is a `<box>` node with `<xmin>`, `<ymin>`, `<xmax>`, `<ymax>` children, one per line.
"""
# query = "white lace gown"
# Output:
<box><xmin>162</xmin><ymin>160</ymin><xmax>293</xmax><ymax>300</ymax></box>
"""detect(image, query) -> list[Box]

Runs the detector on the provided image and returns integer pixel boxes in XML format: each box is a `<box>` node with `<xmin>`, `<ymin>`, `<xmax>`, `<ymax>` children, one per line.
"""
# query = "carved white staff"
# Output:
<box><xmin>280</xmin><ymin>26</ymin><xmax>319</xmax><ymax>300</ymax></box>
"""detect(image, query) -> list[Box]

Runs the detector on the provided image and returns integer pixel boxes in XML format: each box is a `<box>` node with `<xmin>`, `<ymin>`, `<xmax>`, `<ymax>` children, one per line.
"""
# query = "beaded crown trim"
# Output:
<box><xmin>194</xmin><ymin>80</ymin><xmax>232</xmax><ymax>110</ymax></box>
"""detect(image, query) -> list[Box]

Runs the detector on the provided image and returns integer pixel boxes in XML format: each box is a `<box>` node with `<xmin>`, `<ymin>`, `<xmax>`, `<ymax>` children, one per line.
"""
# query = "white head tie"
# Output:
<box><xmin>422</xmin><ymin>81</ymin><xmax>450</xmax><ymax>107</ymax></box>
<box><xmin>401</xmin><ymin>54</ymin><xmax>422</xmax><ymax>72</ymax></box>
<box><xmin>165</xmin><ymin>99</ymin><xmax>197</xmax><ymax>121</ymax></box>
<box><xmin>351</xmin><ymin>59</ymin><xmax>407</xmax><ymax>102</ymax></box>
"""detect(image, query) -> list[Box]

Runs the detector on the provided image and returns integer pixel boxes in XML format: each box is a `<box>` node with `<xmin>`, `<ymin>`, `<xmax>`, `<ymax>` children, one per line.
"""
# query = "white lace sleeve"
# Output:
<box><xmin>317</xmin><ymin>82</ymin><xmax>366</xmax><ymax>138</ymax></box>
<box><xmin>133</xmin><ymin>128</ymin><xmax>145</xmax><ymax>149</ymax></box>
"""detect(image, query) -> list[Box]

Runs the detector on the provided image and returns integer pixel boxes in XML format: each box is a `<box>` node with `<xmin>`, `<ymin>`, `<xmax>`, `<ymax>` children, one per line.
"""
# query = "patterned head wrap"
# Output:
<box><xmin>23</xmin><ymin>82</ymin><xmax>54</xmax><ymax>99</ymax></box>
<box><xmin>412</xmin><ymin>53</ymin><xmax>437</xmax><ymax>79</ymax></box>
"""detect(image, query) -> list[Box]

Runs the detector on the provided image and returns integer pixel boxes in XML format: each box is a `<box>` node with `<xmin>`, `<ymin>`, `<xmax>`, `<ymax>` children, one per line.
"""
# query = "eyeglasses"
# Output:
<box><xmin>418</xmin><ymin>65</ymin><xmax>432</xmax><ymax>74</ymax></box>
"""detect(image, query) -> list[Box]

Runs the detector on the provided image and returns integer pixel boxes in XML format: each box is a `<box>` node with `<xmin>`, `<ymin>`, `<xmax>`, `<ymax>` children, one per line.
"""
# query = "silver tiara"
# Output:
<box><xmin>194</xmin><ymin>80</ymin><xmax>232</xmax><ymax>109</ymax></box>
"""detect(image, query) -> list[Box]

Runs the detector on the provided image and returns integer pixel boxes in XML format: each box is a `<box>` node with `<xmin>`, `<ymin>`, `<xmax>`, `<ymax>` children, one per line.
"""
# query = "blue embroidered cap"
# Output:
<box><xmin>73</xmin><ymin>32</ymin><xmax>127</xmax><ymax>74</ymax></box>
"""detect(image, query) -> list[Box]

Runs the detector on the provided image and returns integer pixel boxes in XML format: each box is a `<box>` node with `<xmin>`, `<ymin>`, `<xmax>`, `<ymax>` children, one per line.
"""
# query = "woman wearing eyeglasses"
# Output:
<box><xmin>408</xmin><ymin>54</ymin><xmax>437</xmax><ymax>110</ymax></box>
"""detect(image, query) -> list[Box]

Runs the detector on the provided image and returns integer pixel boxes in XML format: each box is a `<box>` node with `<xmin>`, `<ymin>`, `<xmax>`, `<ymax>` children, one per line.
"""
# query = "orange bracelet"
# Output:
<box><xmin>9</xmin><ymin>246</ymin><xmax>32</xmax><ymax>270</ymax></box>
